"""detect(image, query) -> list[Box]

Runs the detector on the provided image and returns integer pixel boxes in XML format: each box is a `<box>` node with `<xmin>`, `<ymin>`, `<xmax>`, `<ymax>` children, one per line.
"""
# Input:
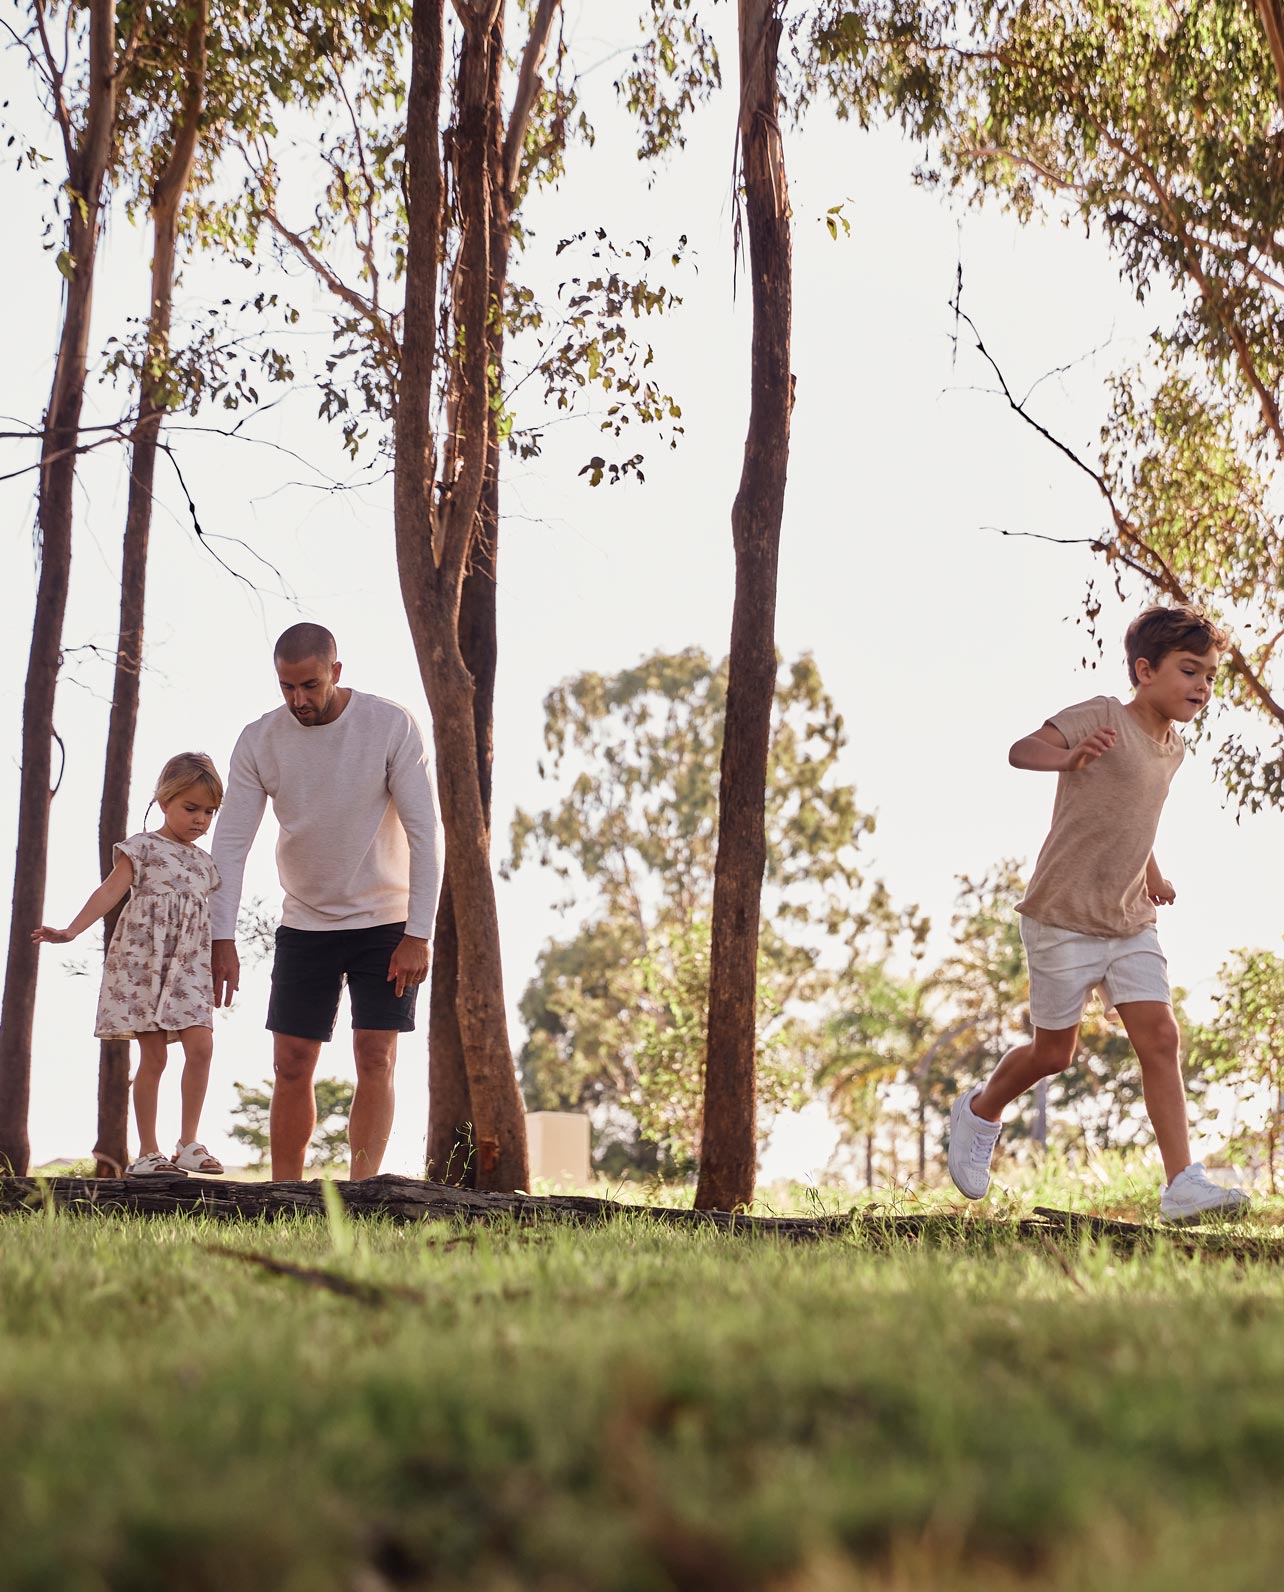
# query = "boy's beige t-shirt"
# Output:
<box><xmin>1016</xmin><ymin>695</ymin><xmax>1184</xmax><ymax>939</ymax></box>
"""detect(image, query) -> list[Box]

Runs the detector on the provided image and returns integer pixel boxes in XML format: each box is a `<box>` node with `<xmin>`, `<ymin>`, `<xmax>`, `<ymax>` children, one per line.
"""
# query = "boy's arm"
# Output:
<box><xmin>1009</xmin><ymin>721</ymin><xmax>1117</xmax><ymax>772</ymax></box>
<box><xmin>32</xmin><ymin>856</ymin><xmax>135</xmax><ymax>944</ymax></box>
<box><xmin>1146</xmin><ymin>851</ymin><xmax>1176</xmax><ymax>906</ymax></box>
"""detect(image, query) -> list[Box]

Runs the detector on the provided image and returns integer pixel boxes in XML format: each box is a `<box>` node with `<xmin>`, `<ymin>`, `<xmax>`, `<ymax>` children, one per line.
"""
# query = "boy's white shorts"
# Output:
<box><xmin>1019</xmin><ymin>916</ymin><xmax>1171</xmax><ymax>1031</ymax></box>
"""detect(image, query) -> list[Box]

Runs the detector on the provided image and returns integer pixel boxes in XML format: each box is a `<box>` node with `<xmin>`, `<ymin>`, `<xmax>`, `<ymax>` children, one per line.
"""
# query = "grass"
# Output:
<box><xmin>3</xmin><ymin>1183</ymin><xmax>1284</xmax><ymax>1591</ymax></box>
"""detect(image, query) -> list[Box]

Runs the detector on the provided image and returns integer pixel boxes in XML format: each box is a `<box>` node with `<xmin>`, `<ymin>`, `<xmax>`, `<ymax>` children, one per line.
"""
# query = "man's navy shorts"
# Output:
<box><xmin>266</xmin><ymin>921</ymin><xmax>418</xmax><ymax>1040</ymax></box>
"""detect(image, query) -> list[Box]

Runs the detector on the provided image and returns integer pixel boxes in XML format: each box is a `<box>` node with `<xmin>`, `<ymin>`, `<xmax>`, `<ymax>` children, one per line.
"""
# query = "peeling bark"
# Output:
<box><xmin>422</xmin><ymin>1</ymin><xmax>560</xmax><ymax>1186</ymax></box>
<box><xmin>397</xmin><ymin>0</ymin><xmax>529</xmax><ymax>1191</ymax></box>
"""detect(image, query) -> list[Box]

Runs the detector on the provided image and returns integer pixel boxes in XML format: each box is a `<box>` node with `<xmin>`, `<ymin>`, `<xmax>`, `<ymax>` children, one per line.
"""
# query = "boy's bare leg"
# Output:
<box><xmin>177</xmin><ymin>1025</ymin><xmax>214</xmax><ymax>1145</ymax></box>
<box><xmin>349</xmin><ymin>1030</ymin><xmax>398</xmax><ymax>1180</ymax></box>
<box><xmin>1116</xmin><ymin>1001</ymin><xmax>1190</xmax><ymax>1183</ymax></box>
<box><xmin>971</xmin><ymin>1025</ymin><xmax>1080</xmax><ymax>1123</ymax></box>
<box><xmin>132</xmin><ymin>1033</ymin><xmax>169</xmax><ymax>1157</ymax></box>
<box><xmin>271</xmin><ymin>1033</ymin><xmax>322</xmax><ymax>1179</ymax></box>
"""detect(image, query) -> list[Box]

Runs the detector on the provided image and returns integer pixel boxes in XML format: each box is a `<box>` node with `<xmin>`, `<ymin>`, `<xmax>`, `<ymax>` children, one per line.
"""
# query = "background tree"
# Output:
<box><xmin>512</xmin><ymin>646</ymin><xmax>900</xmax><ymax>1173</ymax></box>
<box><xmin>819</xmin><ymin>963</ymin><xmax>933</xmax><ymax>1185</ymax></box>
<box><xmin>231</xmin><ymin>1076</ymin><xmax>355</xmax><ymax>1171</ymax></box>
<box><xmin>90</xmin><ymin>0</ymin><xmax>405</xmax><ymax>1176</ymax></box>
<box><xmin>232</xmin><ymin>0</ymin><xmax>686</xmax><ymax>1187</ymax></box>
<box><xmin>93</xmin><ymin>0</ymin><xmax>210</xmax><ymax>1178</ymax></box>
<box><xmin>806</xmin><ymin>0</ymin><xmax>1284</xmax><ymax>808</ymax></box>
<box><xmin>1193</xmin><ymin>947</ymin><xmax>1284</xmax><ymax>1192</ymax></box>
<box><xmin>0</xmin><ymin>0</ymin><xmax>132</xmax><ymax>1174</ymax></box>
<box><xmin>698</xmin><ymin>0</ymin><xmax>794</xmax><ymax>1213</ymax></box>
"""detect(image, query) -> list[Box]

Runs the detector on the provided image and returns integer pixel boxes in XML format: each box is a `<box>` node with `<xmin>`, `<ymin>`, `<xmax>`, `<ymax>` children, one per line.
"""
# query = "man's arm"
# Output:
<box><xmin>209</xmin><ymin>727</ymin><xmax>269</xmax><ymax>1006</ymax></box>
<box><xmin>386</xmin><ymin>712</ymin><xmax>444</xmax><ymax>942</ymax></box>
<box><xmin>385</xmin><ymin>711</ymin><xmax>444</xmax><ymax>997</ymax></box>
<box><xmin>1009</xmin><ymin>721</ymin><xmax>1117</xmax><ymax>772</ymax></box>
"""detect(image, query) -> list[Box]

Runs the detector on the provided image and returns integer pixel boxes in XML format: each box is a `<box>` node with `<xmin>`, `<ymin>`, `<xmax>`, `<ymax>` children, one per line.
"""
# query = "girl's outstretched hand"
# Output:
<box><xmin>31</xmin><ymin>926</ymin><xmax>75</xmax><ymax>944</ymax></box>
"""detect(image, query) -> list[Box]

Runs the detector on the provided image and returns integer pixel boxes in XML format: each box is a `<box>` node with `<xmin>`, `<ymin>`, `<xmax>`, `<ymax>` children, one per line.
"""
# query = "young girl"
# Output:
<box><xmin>33</xmin><ymin>752</ymin><xmax>226</xmax><ymax>1176</ymax></box>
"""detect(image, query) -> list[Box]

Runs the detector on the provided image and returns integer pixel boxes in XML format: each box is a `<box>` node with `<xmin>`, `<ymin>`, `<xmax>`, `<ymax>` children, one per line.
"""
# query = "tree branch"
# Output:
<box><xmin>964</xmin><ymin>310</ymin><xmax>1284</xmax><ymax>732</ymax></box>
<box><xmin>503</xmin><ymin>0</ymin><xmax>560</xmax><ymax>197</ymax></box>
<box><xmin>30</xmin><ymin>0</ymin><xmax>74</xmax><ymax>169</ymax></box>
<box><xmin>1255</xmin><ymin>0</ymin><xmax>1284</xmax><ymax>120</ymax></box>
<box><xmin>260</xmin><ymin>208</ymin><xmax>397</xmax><ymax>357</ymax></box>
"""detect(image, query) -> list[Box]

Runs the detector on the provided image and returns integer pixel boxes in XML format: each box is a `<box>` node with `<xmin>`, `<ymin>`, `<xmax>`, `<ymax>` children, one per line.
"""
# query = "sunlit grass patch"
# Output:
<box><xmin>3</xmin><ymin>1202</ymin><xmax>1284</xmax><ymax>1589</ymax></box>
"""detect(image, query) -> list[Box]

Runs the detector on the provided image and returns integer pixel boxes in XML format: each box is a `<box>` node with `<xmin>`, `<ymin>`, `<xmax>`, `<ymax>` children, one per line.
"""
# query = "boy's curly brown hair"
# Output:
<box><xmin>1124</xmin><ymin>604</ymin><xmax>1229</xmax><ymax>686</ymax></box>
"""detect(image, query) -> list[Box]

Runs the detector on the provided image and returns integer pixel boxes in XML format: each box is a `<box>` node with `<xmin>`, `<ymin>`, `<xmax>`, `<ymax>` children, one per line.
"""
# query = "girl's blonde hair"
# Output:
<box><xmin>154</xmin><ymin>751</ymin><xmax>223</xmax><ymax>809</ymax></box>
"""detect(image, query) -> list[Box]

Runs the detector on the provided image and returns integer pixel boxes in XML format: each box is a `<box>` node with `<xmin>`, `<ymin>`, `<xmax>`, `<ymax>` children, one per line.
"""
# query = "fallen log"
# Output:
<box><xmin>0</xmin><ymin>1172</ymin><xmax>885</xmax><ymax>1238</ymax></box>
<box><xmin>0</xmin><ymin>1177</ymin><xmax>1276</xmax><ymax>1257</ymax></box>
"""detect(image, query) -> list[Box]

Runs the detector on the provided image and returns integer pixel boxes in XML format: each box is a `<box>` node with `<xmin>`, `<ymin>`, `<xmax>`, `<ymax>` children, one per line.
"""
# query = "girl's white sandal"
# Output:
<box><xmin>126</xmin><ymin>1151</ymin><xmax>186</xmax><ymax>1176</ymax></box>
<box><xmin>173</xmin><ymin>1142</ymin><xmax>224</xmax><ymax>1175</ymax></box>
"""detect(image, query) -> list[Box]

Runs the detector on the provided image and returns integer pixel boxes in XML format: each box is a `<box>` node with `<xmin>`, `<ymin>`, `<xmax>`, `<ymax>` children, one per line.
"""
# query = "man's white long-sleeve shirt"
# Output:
<box><xmin>209</xmin><ymin>691</ymin><xmax>443</xmax><ymax>942</ymax></box>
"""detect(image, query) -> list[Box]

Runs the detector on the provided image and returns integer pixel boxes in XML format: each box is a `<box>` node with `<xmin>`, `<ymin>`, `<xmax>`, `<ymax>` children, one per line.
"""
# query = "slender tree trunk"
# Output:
<box><xmin>426</xmin><ymin>16</ymin><xmax>504</xmax><ymax>1184</ymax></box>
<box><xmin>95</xmin><ymin>0</ymin><xmax>208</xmax><ymax>1178</ymax></box>
<box><xmin>695</xmin><ymin>0</ymin><xmax>792</xmax><ymax>1212</ymax></box>
<box><xmin>917</xmin><ymin>1091</ymin><xmax>926</xmax><ymax>1181</ymax></box>
<box><xmin>397</xmin><ymin>0</ymin><xmax>528</xmax><ymax>1192</ymax></box>
<box><xmin>864</xmin><ymin>1130</ymin><xmax>874</xmax><ymax>1190</ymax></box>
<box><xmin>0</xmin><ymin>0</ymin><xmax>117</xmax><ymax>1175</ymax></box>
<box><xmin>423</xmin><ymin>1</ymin><xmax>557</xmax><ymax>1185</ymax></box>
<box><xmin>424</xmin><ymin>436</ymin><xmax>499</xmax><ymax>1182</ymax></box>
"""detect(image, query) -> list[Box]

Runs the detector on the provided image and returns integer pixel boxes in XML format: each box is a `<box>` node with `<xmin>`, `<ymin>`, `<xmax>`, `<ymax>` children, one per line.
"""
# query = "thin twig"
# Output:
<box><xmin>201</xmin><ymin>1244</ymin><xmax>425</xmax><ymax>1306</ymax></box>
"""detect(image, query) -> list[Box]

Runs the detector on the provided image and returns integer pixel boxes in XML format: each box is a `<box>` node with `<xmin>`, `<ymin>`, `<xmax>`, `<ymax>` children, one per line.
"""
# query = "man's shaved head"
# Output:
<box><xmin>274</xmin><ymin>623</ymin><xmax>337</xmax><ymax>666</ymax></box>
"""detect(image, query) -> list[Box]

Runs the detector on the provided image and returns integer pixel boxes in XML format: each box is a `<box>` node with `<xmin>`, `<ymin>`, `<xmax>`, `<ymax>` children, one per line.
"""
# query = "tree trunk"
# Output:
<box><xmin>94</xmin><ymin>0</ymin><xmax>208</xmax><ymax>1179</ymax></box>
<box><xmin>426</xmin><ymin>15</ymin><xmax>505</xmax><ymax>1183</ymax></box>
<box><xmin>427</xmin><ymin>871</ymin><xmax>475</xmax><ymax>1181</ymax></box>
<box><xmin>695</xmin><ymin>0</ymin><xmax>792</xmax><ymax>1212</ymax></box>
<box><xmin>396</xmin><ymin>0</ymin><xmax>528</xmax><ymax>1192</ymax></box>
<box><xmin>425</xmin><ymin>3</ymin><xmax>557</xmax><ymax>1181</ymax></box>
<box><xmin>0</xmin><ymin>0</ymin><xmax>118</xmax><ymax>1175</ymax></box>
<box><xmin>864</xmin><ymin>1130</ymin><xmax>874</xmax><ymax>1190</ymax></box>
<box><xmin>917</xmin><ymin>1091</ymin><xmax>927</xmax><ymax>1181</ymax></box>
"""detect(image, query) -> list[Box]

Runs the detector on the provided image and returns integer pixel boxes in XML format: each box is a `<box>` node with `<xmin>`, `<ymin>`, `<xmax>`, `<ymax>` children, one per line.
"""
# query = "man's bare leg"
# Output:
<box><xmin>1116</xmin><ymin>1001</ymin><xmax>1191</xmax><ymax>1183</ymax></box>
<box><xmin>350</xmin><ymin>1029</ymin><xmax>399</xmax><ymax>1180</ymax></box>
<box><xmin>271</xmin><ymin>1033</ymin><xmax>322</xmax><ymax>1180</ymax></box>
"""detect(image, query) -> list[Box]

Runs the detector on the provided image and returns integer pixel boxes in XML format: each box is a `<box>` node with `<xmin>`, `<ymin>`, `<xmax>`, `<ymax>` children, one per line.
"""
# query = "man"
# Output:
<box><xmin>210</xmin><ymin>623</ymin><xmax>443</xmax><ymax>1179</ymax></box>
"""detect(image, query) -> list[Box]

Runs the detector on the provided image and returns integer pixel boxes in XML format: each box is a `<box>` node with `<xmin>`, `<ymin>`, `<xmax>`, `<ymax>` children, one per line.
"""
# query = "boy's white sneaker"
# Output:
<box><xmin>948</xmin><ymin>1085</ymin><xmax>1002</xmax><ymax>1200</ymax></box>
<box><xmin>1159</xmin><ymin>1163</ymin><xmax>1250</xmax><ymax>1224</ymax></box>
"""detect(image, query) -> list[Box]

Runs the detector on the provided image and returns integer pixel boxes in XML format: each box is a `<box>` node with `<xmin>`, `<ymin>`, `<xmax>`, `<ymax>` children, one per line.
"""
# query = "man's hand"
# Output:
<box><xmin>212</xmin><ymin>939</ymin><xmax>240</xmax><ymax>1008</ymax></box>
<box><xmin>1148</xmin><ymin>878</ymin><xmax>1177</xmax><ymax>907</ymax></box>
<box><xmin>1063</xmin><ymin>727</ymin><xmax>1116</xmax><ymax>771</ymax></box>
<box><xmin>388</xmin><ymin>934</ymin><xmax>430</xmax><ymax>998</ymax></box>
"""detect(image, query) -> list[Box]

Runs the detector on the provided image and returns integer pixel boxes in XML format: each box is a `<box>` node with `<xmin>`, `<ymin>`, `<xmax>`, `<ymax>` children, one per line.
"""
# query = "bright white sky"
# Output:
<box><xmin>2</xmin><ymin>4</ymin><xmax>1281</xmax><ymax>1176</ymax></box>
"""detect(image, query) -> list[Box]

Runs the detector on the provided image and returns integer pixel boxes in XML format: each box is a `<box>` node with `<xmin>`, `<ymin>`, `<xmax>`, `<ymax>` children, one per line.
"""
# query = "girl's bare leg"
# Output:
<box><xmin>132</xmin><ymin>1033</ymin><xmax>169</xmax><ymax>1157</ymax></box>
<box><xmin>177</xmin><ymin>1025</ymin><xmax>214</xmax><ymax>1146</ymax></box>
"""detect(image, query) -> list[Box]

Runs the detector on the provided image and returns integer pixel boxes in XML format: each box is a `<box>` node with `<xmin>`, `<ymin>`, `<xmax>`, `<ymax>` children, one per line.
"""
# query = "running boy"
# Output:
<box><xmin>948</xmin><ymin>604</ymin><xmax>1249</xmax><ymax>1222</ymax></box>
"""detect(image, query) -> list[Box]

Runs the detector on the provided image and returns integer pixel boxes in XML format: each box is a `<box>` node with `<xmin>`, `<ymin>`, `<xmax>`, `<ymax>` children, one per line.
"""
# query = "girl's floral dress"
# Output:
<box><xmin>94</xmin><ymin>832</ymin><xmax>220</xmax><ymax>1040</ymax></box>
